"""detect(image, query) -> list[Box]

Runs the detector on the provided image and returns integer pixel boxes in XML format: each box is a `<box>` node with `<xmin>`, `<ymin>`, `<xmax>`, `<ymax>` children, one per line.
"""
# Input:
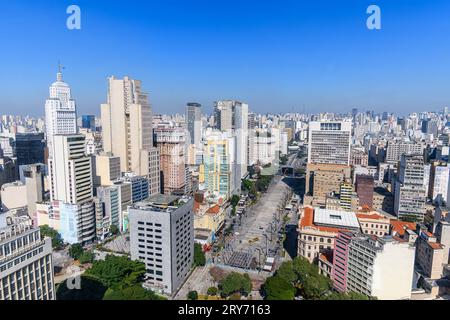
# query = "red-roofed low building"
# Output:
<box><xmin>356</xmin><ymin>210</ymin><xmax>390</xmax><ymax>237</ymax></box>
<box><xmin>297</xmin><ymin>206</ymin><xmax>359</xmax><ymax>263</ymax></box>
<box><xmin>390</xmin><ymin>220</ymin><xmax>417</xmax><ymax>237</ymax></box>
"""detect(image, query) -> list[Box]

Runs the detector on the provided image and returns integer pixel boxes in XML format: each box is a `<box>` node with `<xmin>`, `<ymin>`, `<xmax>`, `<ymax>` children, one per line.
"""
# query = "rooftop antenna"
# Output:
<box><xmin>57</xmin><ymin>61</ymin><xmax>65</xmax><ymax>81</ymax></box>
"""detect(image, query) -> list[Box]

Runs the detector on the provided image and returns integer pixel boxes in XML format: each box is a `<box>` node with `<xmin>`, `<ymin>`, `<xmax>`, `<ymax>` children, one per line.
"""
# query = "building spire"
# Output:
<box><xmin>57</xmin><ymin>61</ymin><xmax>64</xmax><ymax>81</ymax></box>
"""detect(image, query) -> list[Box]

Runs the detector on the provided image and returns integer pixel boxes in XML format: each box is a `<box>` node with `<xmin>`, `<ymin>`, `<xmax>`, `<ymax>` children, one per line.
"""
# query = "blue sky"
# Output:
<box><xmin>0</xmin><ymin>0</ymin><xmax>449</xmax><ymax>116</ymax></box>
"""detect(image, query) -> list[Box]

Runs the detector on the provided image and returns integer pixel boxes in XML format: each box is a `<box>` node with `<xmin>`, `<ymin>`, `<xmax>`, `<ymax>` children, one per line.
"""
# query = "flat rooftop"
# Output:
<box><xmin>313</xmin><ymin>208</ymin><xmax>360</xmax><ymax>229</ymax></box>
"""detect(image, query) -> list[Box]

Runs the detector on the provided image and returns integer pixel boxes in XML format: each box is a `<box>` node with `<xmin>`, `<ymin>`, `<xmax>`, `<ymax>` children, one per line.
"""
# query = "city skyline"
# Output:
<box><xmin>1</xmin><ymin>0</ymin><xmax>450</xmax><ymax>116</ymax></box>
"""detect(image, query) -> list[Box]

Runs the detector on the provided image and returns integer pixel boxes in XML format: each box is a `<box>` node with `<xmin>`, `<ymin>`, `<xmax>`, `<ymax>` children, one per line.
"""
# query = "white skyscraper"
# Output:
<box><xmin>308</xmin><ymin>121</ymin><xmax>352</xmax><ymax>165</ymax></box>
<box><xmin>101</xmin><ymin>77</ymin><xmax>159</xmax><ymax>195</ymax></box>
<box><xmin>44</xmin><ymin>67</ymin><xmax>77</xmax><ymax>157</ymax></box>
<box><xmin>48</xmin><ymin>134</ymin><xmax>96</xmax><ymax>244</ymax></box>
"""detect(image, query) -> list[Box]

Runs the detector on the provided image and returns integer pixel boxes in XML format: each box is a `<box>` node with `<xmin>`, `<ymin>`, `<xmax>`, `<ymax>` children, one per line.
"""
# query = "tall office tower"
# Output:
<box><xmin>186</xmin><ymin>103</ymin><xmax>202</xmax><ymax>147</ymax></box>
<box><xmin>81</xmin><ymin>115</ymin><xmax>96</xmax><ymax>131</ymax></box>
<box><xmin>0</xmin><ymin>216</ymin><xmax>55</xmax><ymax>300</ymax></box>
<box><xmin>332</xmin><ymin>232</ymin><xmax>415</xmax><ymax>300</ymax></box>
<box><xmin>233</xmin><ymin>101</ymin><xmax>249</xmax><ymax>181</ymax></box>
<box><xmin>421</xmin><ymin>118</ymin><xmax>439</xmax><ymax>137</ymax></box>
<box><xmin>101</xmin><ymin>76</ymin><xmax>154</xmax><ymax>176</ymax></box>
<box><xmin>129</xmin><ymin>197</ymin><xmax>194</xmax><ymax>296</ymax></box>
<box><xmin>213</xmin><ymin>100</ymin><xmax>249</xmax><ymax>182</ymax></box>
<box><xmin>203</xmin><ymin>131</ymin><xmax>235</xmax><ymax>199</ymax></box>
<box><xmin>154</xmin><ymin>126</ymin><xmax>186</xmax><ymax>195</ymax></box>
<box><xmin>213</xmin><ymin>101</ymin><xmax>233</xmax><ymax>131</ymax></box>
<box><xmin>251</xmin><ymin>129</ymin><xmax>277</xmax><ymax>166</ymax></box>
<box><xmin>49</xmin><ymin>134</ymin><xmax>95</xmax><ymax>244</ymax></box>
<box><xmin>22</xmin><ymin>164</ymin><xmax>45</xmax><ymax>220</ymax></box>
<box><xmin>0</xmin><ymin>136</ymin><xmax>14</xmax><ymax>157</ymax></box>
<box><xmin>148</xmin><ymin>147</ymin><xmax>160</xmax><ymax>196</ymax></box>
<box><xmin>94</xmin><ymin>153</ymin><xmax>121</xmax><ymax>187</ymax></box>
<box><xmin>95</xmin><ymin>185</ymin><xmax>120</xmax><ymax>240</ymax></box>
<box><xmin>339</xmin><ymin>182</ymin><xmax>354</xmax><ymax>211</ymax></box>
<box><xmin>248</xmin><ymin>113</ymin><xmax>256</xmax><ymax>130</ymax></box>
<box><xmin>44</xmin><ymin>69</ymin><xmax>77</xmax><ymax>158</ymax></box>
<box><xmin>355</xmin><ymin>174</ymin><xmax>374</xmax><ymax>208</ymax></box>
<box><xmin>385</xmin><ymin>140</ymin><xmax>425</xmax><ymax>164</ymax></box>
<box><xmin>394</xmin><ymin>154</ymin><xmax>427</xmax><ymax>222</ymax></box>
<box><xmin>49</xmin><ymin>135</ymin><xmax>92</xmax><ymax>204</ymax></box>
<box><xmin>428</xmin><ymin>162</ymin><xmax>450</xmax><ymax>205</ymax></box>
<box><xmin>15</xmin><ymin>133</ymin><xmax>45</xmax><ymax>166</ymax></box>
<box><xmin>308</xmin><ymin>121</ymin><xmax>352</xmax><ymax>165</ymax></box>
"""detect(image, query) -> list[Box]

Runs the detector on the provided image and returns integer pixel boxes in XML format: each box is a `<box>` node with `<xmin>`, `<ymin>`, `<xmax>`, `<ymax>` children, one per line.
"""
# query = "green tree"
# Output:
<box><xmin>103</xmin><ymin>285</ymin><xmax>164</xmax><ymax>300</ymax></box>
<box><xmin>242</xmin><ymin>179</ymin><xmax>254</xmax><ymax>191</ymax></box>
<box><xmin>324</xmin><ymin>291</ymin><xmax>370</xmax><ymax>300</ymax></box>
<box><xmin>110</xmin><ymin>224</ymin><xmax>119</xmax><ymax>235</ymax></box>
<box><xmin>263</xmin><ymin>276</ymin><xmax>296</xmax><ymax>300</ymax></box>
<box><xmin>39</xmin><ymin>225</ymin><xmax>63</xmax><ymax>249</ymax></box>
<box><xmin>187</xmin><ymin>291</ymin><xmax>198</xmax><ymax>300</ymax></box>
<box><xmin>230</xmin><ymin>195</ymin><xmax>240</xmax><ymax>207</ymax></box>
<box><xmin>301</xmin><ymin>274</ymin><xmax>331</xmax><ymax>300</ymax></box>
<box><xmin>276</xmin><ymin>261</ymin><xmax>296</xmax><ymax>284</ymax></box>
<box><xmin>207</xmin><ymin>286</ymin><xmax>218</xmax><ymax>296</ymax></box>
<box><xmin>85</xmin><ymin>255</ymin><xmax>146</xmax><ymax>290</ymax></box>
<box><xmin>69</xmin><ymin>243</ymin><xmax>84</xmax><ymax>260</ymax></box>
<box><xmin>193</xmin><ymin>243</ymin><xmax>206</xmax><ymax>267</ymax></box>
<box><xmin>219</xmin><ymin>272</ymin><xmax>252</xmax><ymax>297</ymax></box>
<box><xmin>79</xmin><ymin>251</ymin><xmax>95</xmax><ymax>264</ymax></box>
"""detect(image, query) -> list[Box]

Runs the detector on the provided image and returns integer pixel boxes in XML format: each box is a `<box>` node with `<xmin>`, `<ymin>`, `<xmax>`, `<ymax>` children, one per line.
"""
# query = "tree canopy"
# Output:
<box><xmin>193</xmin><ymin>243</ymin><xmax>206</xmax><ymax>267</ymax></box>
<box><xmin>262</xmin><ymin>256</ymin><xmax>370</xmax><ymax>300</ymax></box>
<box><xmin>219</xmin><ymin>272</ymin><xmax>252</xmax><ymax>297</ymax></box>
<box><xmin>263</xmin><ymin>275</ymin><xmax>296</xmax><ymax>300</ymax></box>
<box><xmin>103</xmin><ymin>285</ymin><xmax>165</xmax><ymax>300</ymax></box>
<box><xmin>69</xmin><ymin>243</ymin><xmax>84</xmax><ymax>260</ymax></box>
<box><xmin>85</xmin><ymin>254</ymin><xmax>146</xmax><ymax>290</ymax></box>
<box><xmin>39</xmin><ymin>225</ymin><xmax>63</xmax><ymax>249</ymax></box>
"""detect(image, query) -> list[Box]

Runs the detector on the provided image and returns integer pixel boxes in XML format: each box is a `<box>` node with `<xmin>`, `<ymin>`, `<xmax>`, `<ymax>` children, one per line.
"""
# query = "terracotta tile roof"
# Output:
<box><xmin>206</xmin><ymin>204</ymin><xmax>220</xmax><ymax>215</ymax></box>
<box><xmin>299</xmin><ymin>207</ymin><xmax>352</xmax><ymax>234</ymax></box>
<box><xmin>428</xmin><ymin>241</ymin><xmax>443</xmax><ymax>250</ymax></box>
<box><xmin>390</xmin><ymin>220</ymin><xmax>416</xmax><ymax>236</ymax></box>
<box><xmin>356</xmin><ymin>212</ymin><xmax>387</xmax><ymax>220</ymax></box>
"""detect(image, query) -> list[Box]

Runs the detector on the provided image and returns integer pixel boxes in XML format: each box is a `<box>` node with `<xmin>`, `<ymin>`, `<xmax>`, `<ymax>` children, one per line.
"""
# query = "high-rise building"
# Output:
<box><xmin>428</xmin><ymin>162</ymin><xmax>450</xmax><ymax>205</ymax></box>
<box><xmin>48</xmin><ymin>134</ymin><xmax>95</xmax><ymax>244</ymax></box>
<box><xmin>213</xmin><ymin>100</ymin><xmax>249</xmax><ymax>181</ymax></box>
<box><xmin>22</xmin><ymin>164</ymin><xmax>45</xmax><ymax>220</ymax></box>
<box><xmin>101</xmin><ymin>76</ymin><xmax>157</xmax><ymax>177</ymax></box>
<box><xmin>385</xmin><ymin>140</ymin><xmax>425</xmax><ymax>164</ymax></box>
<box><xmin>332</xmin><ymin>232</ymin><xmax>415</xmax><ymax>300</ymax></box>
<box><xmin>308</xmin><ymin>121</ymin><xmax>352</xmax><ymax>166</ymax></box>
<box><xmin>186</xmin><ymin>103</ymin><xmax>202</xmax><ymax>147</ymax></box>
<box><xmin>93</xmin><ymin>153</ymin><xmax>121</xmax><ymax>187</ymax></box>
<box><xmin>129</xmin><ymin>196</ymin><xmax>194</xmax><ymax>296</ymax></box>
<box><xmin>339</xmin><ymin>182</ymin><xmax>354</xmax><ymax>211</ymax></box>
<box><xmin>15</xmin><ymin>133</ymin><xmax>45</xmax><ymax>166</ymax></box>
<box><xmin>154</xmin><ymin>126</ymin><xmax>186</xmax><ymax>195</ymax></box>
<box><xmin>355</xmin><ymin>175</ymin><xmax>374</xmax><ymax>208</ymax></box>
<box><xmin>81</xmin><ymin>115</ymin><xmax>96</xmax><ymax>131</ymax></box>
<box><xmin>203</xmin><ymin>131</ymin><xmax>235</xmax><ymax>199</ymax></box>
<box><xmin>394</xmin><ymin>154</ymin><xmax>427</xmax><ymax>222</ymax></box>
<box><xmin>0</xmin><ymin>216</ymin><xmax>55</xmax><ymax>300</ymax></box>
<box><xmin>95</xmin><ymin>185</ymin><xmax>121</xmax><ymax>239</ymax></box>
<box><xmin>213</xmin><ymin>101</ymin><xmax>233</xmax><ymax>131</ymax></box>
<box><xmin>44</xmin><ymin>69</ymin><xmax>77</xmax><ymax>158</ymax></box>
<box><xmin>49</xmin><ymin>135</ymin><xmax>92</xmax><ymax>204</ymax></box>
